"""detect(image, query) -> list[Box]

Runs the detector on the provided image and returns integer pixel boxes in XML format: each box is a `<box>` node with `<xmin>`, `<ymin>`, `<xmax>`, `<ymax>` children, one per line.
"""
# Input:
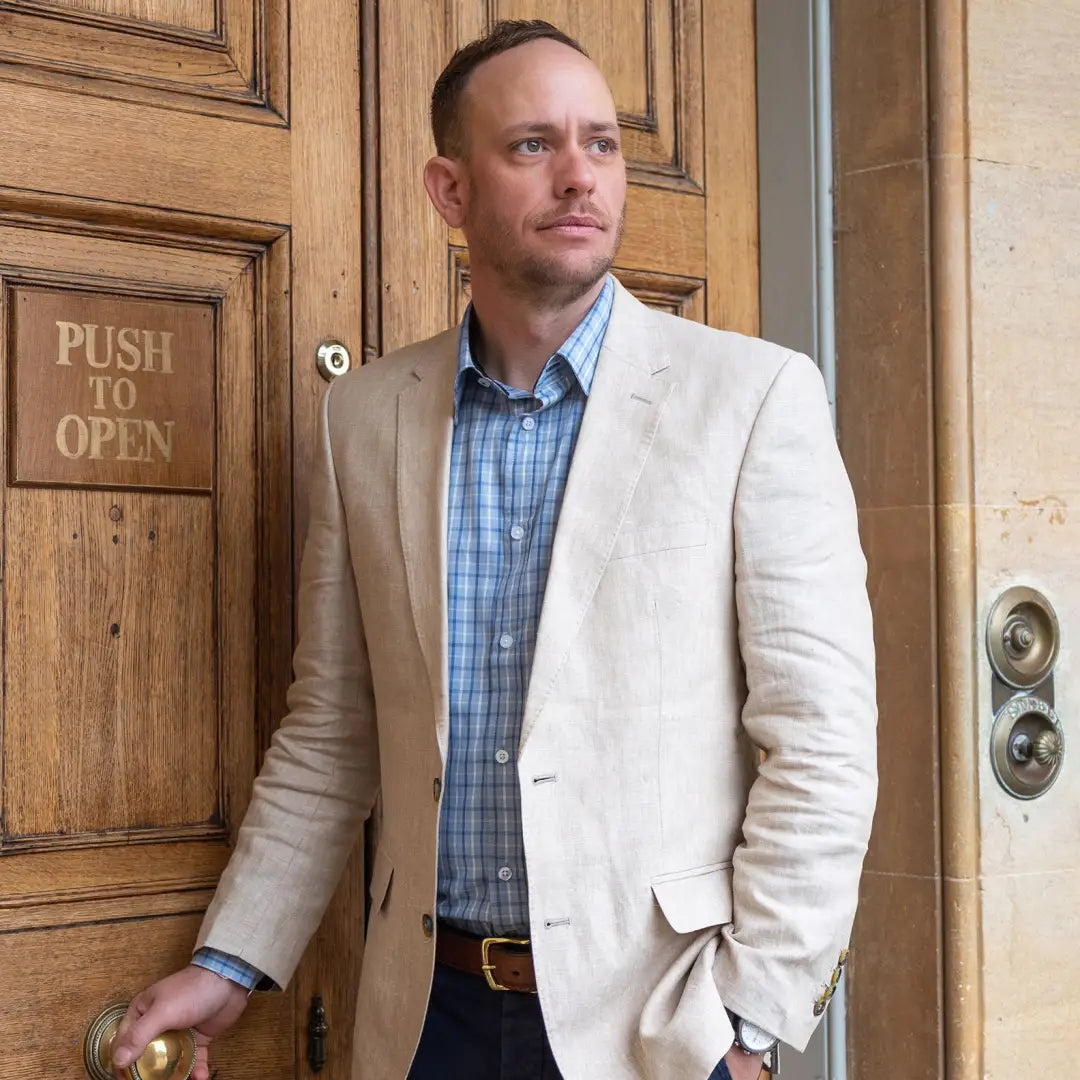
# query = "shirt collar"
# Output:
<box><xmin>454</xmin><ymin>275</ymin><xmax>615</xmax><ymax>411</ymax></box>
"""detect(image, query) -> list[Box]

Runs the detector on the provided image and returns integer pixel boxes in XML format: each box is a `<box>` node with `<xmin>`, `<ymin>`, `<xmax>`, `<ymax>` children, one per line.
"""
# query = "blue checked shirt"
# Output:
<box><xmin>194</xmin><ymin>277</ymin><xmax>614</xmax><ymax>987</ymax></box>
<box><xmin>439</xmin><ymin>276</ymin><xmax>613</xmax><ymax>936</ymax></box>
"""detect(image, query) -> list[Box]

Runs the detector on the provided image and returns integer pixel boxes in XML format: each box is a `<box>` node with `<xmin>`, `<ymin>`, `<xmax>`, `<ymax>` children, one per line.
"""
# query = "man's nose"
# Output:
<box><xmin>554</xmin><ymin>147</ymin><xmax>597</xmax><ymax>198</ymax></box>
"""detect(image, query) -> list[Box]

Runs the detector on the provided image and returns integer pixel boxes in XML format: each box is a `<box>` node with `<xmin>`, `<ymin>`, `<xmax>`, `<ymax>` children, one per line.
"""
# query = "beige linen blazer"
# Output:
<box><xmin>197</xmin><ymin>280</ymin><xmax>878</xmax><ymax>1080</ymax></box>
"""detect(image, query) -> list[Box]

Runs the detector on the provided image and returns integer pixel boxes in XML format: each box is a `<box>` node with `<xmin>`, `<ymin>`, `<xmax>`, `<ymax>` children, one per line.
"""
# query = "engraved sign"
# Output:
<box><xmin>9</xmin><ymin>287</ymin><xmax>214</xmax><ymax>491</ymax></box>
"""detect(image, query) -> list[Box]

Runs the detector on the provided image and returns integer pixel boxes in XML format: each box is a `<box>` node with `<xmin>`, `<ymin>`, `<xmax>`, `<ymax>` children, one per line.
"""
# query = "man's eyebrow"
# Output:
<box><xmin>501</xmin><ymin>120</ymin><xmax>621</xmax><ymax>139</ymax></box>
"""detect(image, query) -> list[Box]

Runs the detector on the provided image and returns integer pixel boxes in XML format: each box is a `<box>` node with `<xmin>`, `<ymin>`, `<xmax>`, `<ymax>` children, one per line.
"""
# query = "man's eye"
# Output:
<box><xmin>590</xmin><ymin>138</ymin><xmax>617</xmax><ymax>154</ymax></box>
<box><xmin>517</xmin><ymin>138</ymin><xmax>544</xmax><ymax>154</ymax></box>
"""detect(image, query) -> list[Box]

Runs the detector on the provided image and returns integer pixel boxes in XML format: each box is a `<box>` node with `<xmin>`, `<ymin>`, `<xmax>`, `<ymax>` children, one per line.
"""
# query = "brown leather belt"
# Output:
<box><xmin>435</xmin><ymin>921</ymin><xmax>537</xmax><ymax>993</ymax></box>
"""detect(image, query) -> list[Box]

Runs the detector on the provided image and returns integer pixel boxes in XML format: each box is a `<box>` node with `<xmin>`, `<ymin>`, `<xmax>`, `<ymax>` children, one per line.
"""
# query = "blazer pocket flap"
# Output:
<box><xmin>610</xmin><ymin>519</ymin><xmax>708</xmax><ymax>560</ymax></box>
<box><xmin>650</xmin><ymin>862</ymin><xmax>733</xmax><ymax>934</ymax></box>
<box><xmin>368</xmin><ymin>845</ymin><xmax>394</xmax><ymax>915</ymax></box>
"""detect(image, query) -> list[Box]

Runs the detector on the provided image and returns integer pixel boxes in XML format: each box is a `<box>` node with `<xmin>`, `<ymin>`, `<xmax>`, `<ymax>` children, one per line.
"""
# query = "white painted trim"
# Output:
<box><xmin>813</xmin><ymin>0</ymin><xmax>838</xmax><ymax>427</ymax></box>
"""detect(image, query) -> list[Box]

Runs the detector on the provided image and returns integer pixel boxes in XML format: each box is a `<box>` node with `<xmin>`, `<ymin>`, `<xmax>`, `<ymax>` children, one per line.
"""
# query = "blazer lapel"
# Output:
<box><xmin>521</xmin><ymin>283</ymin><xmax>675</xmax><ymax>747</ymax></box>
<box><xmin>396</xmin><ymin>335</ymin><xmax>457</xmax><ymax>758</ymax></box>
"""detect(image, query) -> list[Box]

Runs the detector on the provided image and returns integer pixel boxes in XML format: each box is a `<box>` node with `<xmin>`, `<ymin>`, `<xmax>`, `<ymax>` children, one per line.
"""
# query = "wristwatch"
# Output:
<box><xmin>731</xmin><ymin>1013</ymin><xmax>780</xmax><ymax>1057</ymax></box>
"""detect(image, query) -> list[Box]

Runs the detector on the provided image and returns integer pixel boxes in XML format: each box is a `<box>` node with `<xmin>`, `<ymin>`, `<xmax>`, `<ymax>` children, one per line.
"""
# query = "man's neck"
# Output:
<box><xmin>468</xmin><ymin>272</ymin><xmax>607</xmax><ymax>392</ymax></box>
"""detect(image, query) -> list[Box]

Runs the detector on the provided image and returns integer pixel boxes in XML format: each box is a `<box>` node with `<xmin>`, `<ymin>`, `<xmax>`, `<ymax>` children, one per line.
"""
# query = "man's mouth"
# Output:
<box><xmin>541</xmin><ymin>215</ymin><xmax>603</xmax><ymax>233</ymax></box>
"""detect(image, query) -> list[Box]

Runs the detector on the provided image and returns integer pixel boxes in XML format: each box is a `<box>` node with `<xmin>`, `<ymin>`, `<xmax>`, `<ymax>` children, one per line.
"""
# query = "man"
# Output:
<box><xmin>111</xmin><ymin>20</ymin><xmax>877</xmax><ymax>1080</ymax></box>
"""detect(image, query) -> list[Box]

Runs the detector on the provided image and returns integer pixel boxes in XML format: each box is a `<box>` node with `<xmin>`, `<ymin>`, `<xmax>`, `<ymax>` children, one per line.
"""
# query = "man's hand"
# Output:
<box><xmin>110</xmin><ymin>964</ymin><xmax>250</xmax><ymax>1080</ymax></box>
<box><xmin>722</xmin><ymin>1045</ymin><xmax>766</xmax><ymax>1080</ymax></box>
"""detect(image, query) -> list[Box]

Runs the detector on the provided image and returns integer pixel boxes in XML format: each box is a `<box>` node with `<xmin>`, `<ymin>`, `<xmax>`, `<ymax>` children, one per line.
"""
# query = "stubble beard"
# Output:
<box><xmin>468</xmin><ymin>192</ymin><xmax>627</xmax><ymax>312</ymax></box>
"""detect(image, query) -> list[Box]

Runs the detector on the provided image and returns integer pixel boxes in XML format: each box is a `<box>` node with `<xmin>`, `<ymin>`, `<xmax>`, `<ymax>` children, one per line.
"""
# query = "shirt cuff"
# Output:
<box><xmin>191</xmin><ymin>947</ymin><xmax>276</xmax><ymax>992</ymax></box>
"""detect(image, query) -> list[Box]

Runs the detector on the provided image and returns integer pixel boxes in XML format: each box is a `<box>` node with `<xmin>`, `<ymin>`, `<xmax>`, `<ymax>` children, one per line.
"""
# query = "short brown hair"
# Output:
<box><xmin>430</xmin><ymin>20</ymin><xmax>589</xmax><ymax>158</ymax></box>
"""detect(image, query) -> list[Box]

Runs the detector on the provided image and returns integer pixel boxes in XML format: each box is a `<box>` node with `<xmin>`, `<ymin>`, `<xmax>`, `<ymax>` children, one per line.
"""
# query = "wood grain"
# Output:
<box><xmin>1</xmin><ymin>886</ymin><xmax>218</xmax><ymax>933</ymax></box>
<box><xmin>378</xmin><ymin>0</ymin><xmax>448</xmax><ymax>351</ymax></box>
<box><xmin>214</xmin><ymin>262</ymin><xmax>260</xmax><ymax>834</ymax></box>
<box><xmin>489</xmin><ymin>0</ymin><xmax>652</xmax><ymax>115</ymax></box>
<box><xmin>0</xmin><ymin>912</ymin><xmax>294</xmax><ymax>1080</ymax></box>
<box><xmin>702</xmin><ymin>0</ymin><xmax>758</xmax><ymax>334</ymax></box>
<box><xmin>0</xmin><ymin>80</ymin><xmax>290</xmax><ymax>222</ymax></box>
<box><xmin>0</xmin><ymin>1</ymin><xmax>357</xmax><ymax>1076</ymax></box>
<box><xmin>0</xmin><ymin>0</ymin><xmax>291</xmax><ymax>123</ymax></box>
<box><xmin>0</xmin><ymin>8</ymin><xmax>251</xmax><ymax>96</ymax></box>
<box><xmin>287</xmin><ymin>1</ymin><xmax>366</xmax><ymax>1078</ymax></box>
<box><xmin>40</xmin><ymin>0</ymin><xmax>217</xmax><ymax>33</ymax></box>
<box><xmin>0</xmin><ymin>842</ymin><xmax>228</xmax><ymax>905</ymax></box>
<box><xmin>0</xmin><ymin>220</ymin><xmax>254</xmax><ymax>290</ymax></box>
<box><xmin>3</xmin><ymin>488</ymin><xmax>218</xmax><ymax>839</ymax></box>
<box><xmin>288</xmin><ymin>0</ymin><xmax>363</xmax><ymax>551</ymax></box>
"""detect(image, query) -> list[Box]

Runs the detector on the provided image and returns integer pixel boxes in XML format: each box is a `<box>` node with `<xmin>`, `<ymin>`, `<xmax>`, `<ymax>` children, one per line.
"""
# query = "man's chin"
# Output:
<box><xmin>520</xmin><ymin>250</ymin><xmax>615</xmax><ymax>293</ymax></box>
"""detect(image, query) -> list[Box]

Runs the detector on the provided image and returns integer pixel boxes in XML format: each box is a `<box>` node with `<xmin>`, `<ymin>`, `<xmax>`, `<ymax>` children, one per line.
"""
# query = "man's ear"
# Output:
<box><xmin>424</xmin><ymin>156</ymin><xmax>467</xmax><ymax>230</ymax></box>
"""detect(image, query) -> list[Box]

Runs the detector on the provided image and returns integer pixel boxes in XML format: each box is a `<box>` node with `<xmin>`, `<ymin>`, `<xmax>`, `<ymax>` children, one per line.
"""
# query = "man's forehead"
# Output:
<box><xmin>466</xmin><ymin>41</ymin><xmax>617</xmax><ymax>128</ymax></box>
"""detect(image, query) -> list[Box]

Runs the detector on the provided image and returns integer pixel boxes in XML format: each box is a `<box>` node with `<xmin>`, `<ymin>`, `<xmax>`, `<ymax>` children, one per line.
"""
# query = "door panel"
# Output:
<box><xmin>379</xmin><ymin>0</ymin><xmax>757</xmax><ymax>350</ymax></box>
<box><xmin>0</xmin><ymin>0</ymin><xmax>363</xmax><ymax>1076</ymax></box>
<box><xmin>0</xmin><ymin>0</ymin><xmax>286</xmax><ymax>118</ymax></box>
<box><xmin>4</xmin><ymin>913</ymin><xmax>295</xmax><ymax>1079</ymax></box>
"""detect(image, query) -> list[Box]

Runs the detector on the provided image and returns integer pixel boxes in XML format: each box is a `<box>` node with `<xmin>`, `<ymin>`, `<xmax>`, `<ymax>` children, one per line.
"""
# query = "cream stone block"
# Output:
<box><xmin>970</xmin><ymin>159</ymin><xmax>1080</xmax><ymax>505</ymax></box>
<box><xmin>968</xmin><ymin>0</ymin><xmax>1080</xmax><ymax>172</ymax></box>
<box><xmin>981</xmin><ymin>868</ymin><xmax>1080</xmax><ymax>1078</ymax></box>
<box><xmin>975</xmin><ymin>504</ymin><xmax>1080</xmax><ymax>878</ymax></box>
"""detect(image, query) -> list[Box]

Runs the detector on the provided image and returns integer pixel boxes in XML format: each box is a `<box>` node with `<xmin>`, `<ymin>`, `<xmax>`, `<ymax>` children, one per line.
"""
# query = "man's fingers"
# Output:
<box><xmin>190</xmin><ymin>1046</ymin><xmax>211</xmax><ymax>1080</ymax></box>
<box><xmin>110</xmin><ymin>992</ymin><xmax>183</xmax><ymax>1070</ymax></box>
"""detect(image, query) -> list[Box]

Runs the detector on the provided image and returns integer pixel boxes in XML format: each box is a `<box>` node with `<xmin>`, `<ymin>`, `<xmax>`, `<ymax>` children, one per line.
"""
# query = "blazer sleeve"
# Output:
<box><xmin>713</xmin><ymin>350</ymin><xmax>878</xmax><ymax>1050</ymax></box>
<box><xmin>195</xmin><ymin>377</ymin><xmax>380</xmax><ymax>989</ymax></box>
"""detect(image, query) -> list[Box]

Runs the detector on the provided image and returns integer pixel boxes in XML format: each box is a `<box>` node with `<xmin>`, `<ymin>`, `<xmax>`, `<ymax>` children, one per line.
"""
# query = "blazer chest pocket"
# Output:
<box><xmin>368</xmin><ymin>846</ymin><xmax>394</xmax><ymax>916</ymax></box>
<box><xmin>650</xmin><ymin>861</ymin><xmax>733</xmax><ymax>934</ymax></box>
<box><xmin>609</xmin><ymin>518</ymin><xmax>708</xmax><ymax>561</ymax></box>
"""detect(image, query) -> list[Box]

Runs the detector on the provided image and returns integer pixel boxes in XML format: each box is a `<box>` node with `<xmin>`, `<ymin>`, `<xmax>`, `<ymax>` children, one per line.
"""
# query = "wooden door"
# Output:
<box><xmin>0</xmin><ymin>3</ymin><xmax>364</xmax><ymax>1078</ymax></box>
<box><xmin>376</xmin><ymin>0</ymin><xmax>759</xmax><ymax>349</ymax></box>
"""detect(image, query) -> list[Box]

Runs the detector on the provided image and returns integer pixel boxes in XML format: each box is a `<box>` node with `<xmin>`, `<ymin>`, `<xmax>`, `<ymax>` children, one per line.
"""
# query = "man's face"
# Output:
<box><xmin>455</xmin><ymin>39</ymin><xmax>627</xmax><ymax>304</ymax></box>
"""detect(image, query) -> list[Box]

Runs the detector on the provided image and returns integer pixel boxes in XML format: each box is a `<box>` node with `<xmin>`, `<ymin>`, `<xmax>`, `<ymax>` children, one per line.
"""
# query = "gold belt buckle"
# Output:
<box><xmin>480</xmin><ymin>936</ymin><xmax>533</xmax><ymax>992</ymax></box>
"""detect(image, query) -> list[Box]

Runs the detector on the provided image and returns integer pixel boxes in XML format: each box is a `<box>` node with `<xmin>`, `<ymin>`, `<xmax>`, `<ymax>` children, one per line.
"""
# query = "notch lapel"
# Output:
<box><xmin>396</xmin><ymin>337</ymin><xmax>457</xmax><ymax>758</ymax></box>
<box><xmin>520</xmin><ymin>284</ymin><xmax>674</xmax><ymax>747</ymax></box>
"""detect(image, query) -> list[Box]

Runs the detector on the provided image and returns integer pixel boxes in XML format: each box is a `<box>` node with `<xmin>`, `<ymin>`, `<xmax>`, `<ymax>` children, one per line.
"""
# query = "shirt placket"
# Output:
<box><xmin>488</xmin><ymin>390</ymin><xmax>542</xmax><ymax>933</ymax></box>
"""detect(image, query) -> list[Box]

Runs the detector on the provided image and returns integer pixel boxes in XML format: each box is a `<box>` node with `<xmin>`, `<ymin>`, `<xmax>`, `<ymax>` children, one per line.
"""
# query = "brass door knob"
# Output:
<box><xmin>84</xmin><ymin>1003</ymin><xmax>197</xmax><ymax>1080</ymax></box>
<box><xmin>1033</xmin><ymin>728</ymin><xmax>1063</xmax><ymax>769</ymax></box>
<box><xmin>316</xmin><ymin>339</ymin><xmax>352</xmax><ymax>380</ymax></box>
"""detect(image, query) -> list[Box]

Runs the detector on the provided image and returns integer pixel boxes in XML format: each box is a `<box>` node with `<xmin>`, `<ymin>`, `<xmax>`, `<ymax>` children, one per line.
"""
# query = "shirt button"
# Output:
<box><xmin>499</xmin><ymin>633</ymin><xmax>514</xmax><ymax>649</ymax></box>
<box><xmin>498</xmin><ymin>867</ymin><xmax>514</xmax><ymax>882</ymax></box>
<box><xmin>510</xmin><ymin>524</ymin><xmax>525</xmax><ymax>541</ymax></box>
<box><xmin>478</xmin><ymin>377</ymin><xmax>492</xmax><ymax>388</ymax></box>
<box><xmin>422</xmin><ymin>914</ymin><xmax>434</xmax><ymax>937</ymax></box>
<box><xmin>495</xmin><ymin>749</ymin><xmax>510</xmax><ymax>764</ymax></box>
<box><xmin>521</xmin><ymin>416</ymin><xmax>536</xmax><ymax>430</ymax></box>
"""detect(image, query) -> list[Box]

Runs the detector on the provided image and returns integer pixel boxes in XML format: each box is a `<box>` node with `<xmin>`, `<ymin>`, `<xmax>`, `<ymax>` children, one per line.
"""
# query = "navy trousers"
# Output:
<box><xmin>406</xmin><ymin>962</ymin><xmax>733</xmax><ymax>1080</ymax></box>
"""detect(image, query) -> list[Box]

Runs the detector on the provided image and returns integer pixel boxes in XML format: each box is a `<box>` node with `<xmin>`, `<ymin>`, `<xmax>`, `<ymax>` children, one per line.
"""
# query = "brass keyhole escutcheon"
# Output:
<box><xmin>84</xmin><ymin>1004</ymin><xmax>197</xmax><ymax>1080</ymax></box>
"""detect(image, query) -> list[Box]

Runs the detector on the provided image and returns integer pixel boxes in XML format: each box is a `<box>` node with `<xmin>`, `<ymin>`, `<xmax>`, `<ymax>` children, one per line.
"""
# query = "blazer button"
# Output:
<box><xmin>422</xmin><ymin>914</ymin><xmax>434</xmax><ymax>938</ymax></box>
<box><xmin>433</xmin><ymin>778</ymin><xmax>442</xmax><ymax>803</ymax></box>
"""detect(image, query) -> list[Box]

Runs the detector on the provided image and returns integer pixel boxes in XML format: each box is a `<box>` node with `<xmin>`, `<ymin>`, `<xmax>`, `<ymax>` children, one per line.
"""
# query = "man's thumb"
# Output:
<box><xmin>111</xmin><ymin>996</ymin><xmax>168</xmax><ymax>1070</ymax></box>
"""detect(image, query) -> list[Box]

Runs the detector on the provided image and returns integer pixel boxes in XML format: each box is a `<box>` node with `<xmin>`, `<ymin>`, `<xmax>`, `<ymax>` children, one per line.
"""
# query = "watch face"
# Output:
<box><xmin>738</xmin><ymin>1019</ymin><xmax>778</xmax><ymax>1054</ymax></box>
